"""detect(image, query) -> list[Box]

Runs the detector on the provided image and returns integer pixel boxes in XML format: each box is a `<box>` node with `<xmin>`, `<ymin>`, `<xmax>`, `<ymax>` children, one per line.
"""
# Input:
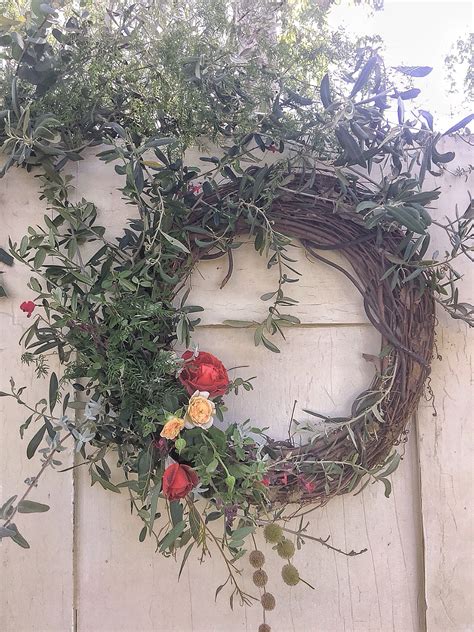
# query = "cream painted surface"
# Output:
<box><xmin>417</xmin><ymin>137</ymin><xmax>474</xmax><ymax>632</ymax></box>
<box><xmin>0</xmin><ymin>169</ymin><xmax>74</xmax><ymax>632</ymax></box>
<box><xmin>0</xmin><ymin>139</ymin><xmax>472</xmax><ymax>632</ymax></box>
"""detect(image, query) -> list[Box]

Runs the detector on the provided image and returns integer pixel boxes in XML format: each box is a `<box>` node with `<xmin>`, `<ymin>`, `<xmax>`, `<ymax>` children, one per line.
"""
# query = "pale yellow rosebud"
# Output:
<box><xmin>160</xmin><ymin>417</ymin><xmax>185</xmax><ymax>439</ymax></box>
<box><xmin>184</xmin><ymin>390</ymin><xmax>215</xmax><ymax>430</ymax></box>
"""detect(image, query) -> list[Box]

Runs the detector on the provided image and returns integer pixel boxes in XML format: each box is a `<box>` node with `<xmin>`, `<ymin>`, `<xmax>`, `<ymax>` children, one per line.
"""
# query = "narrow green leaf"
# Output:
<box><xmin>18</xmin><ymin>500</ymin><xmax>50</xmax><ymax>513</ymax></box>
<box><xmin>170</xmin><ymin>500</ymin><xmax>184</xmax><ymax>527</ymax></box>
<box><xmin>148</xmin><ymin>482</ymin><xmax>161</xmax><ymax>534</ymax></box>
<box><xmin>159</xmin><ymin>520</ymin><xmax>186</xmax><ymax>552</ymax></box>
<box><xmin>223</xmin><ymin>320</ymin><xmax>254</xmax><ymax>328</ymax></box>
<box><xmin>9</xmin><ymin>524</ymin><xmax>30</xmax><ymax>549</ymax></box>
<box><xmin>27</xmin><ymin>424</ymin><xmax>46</xmax><ymax>459</ymax></box>
<box><xmin>139</xmin><ymin>525</ymin><xmax>147</xmax><ymax>542</ymax></box>
<box><xmin>160</xmin><ymin>231</ymin><xmax>190</xmax><ymax>254</ymax></box>
<box><xmin>261</xmin><ymin>335</ymin><xmax>280</xmax><ymax>353</ymax></box>
<box><xmin>178</xmin><ymin>542</ymin><xmax>194</xmax><ymax>580</ymax></box>
<box><xmin>33</xmin><ymin>249</ymin><xmax>46</xmax><ymax>269</ymax></box>
<box><xmin>49</xmin><ymin>372</ymin><xmax>58</xmax><ymax>413</ymax></box>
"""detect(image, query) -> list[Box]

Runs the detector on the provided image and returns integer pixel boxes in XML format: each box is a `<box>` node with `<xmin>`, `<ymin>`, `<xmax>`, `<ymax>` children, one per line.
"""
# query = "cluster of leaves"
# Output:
<box><xmin>0</xmin><ymin>0</ymin><xmax>358</xmax><ymax>157</ymax></box>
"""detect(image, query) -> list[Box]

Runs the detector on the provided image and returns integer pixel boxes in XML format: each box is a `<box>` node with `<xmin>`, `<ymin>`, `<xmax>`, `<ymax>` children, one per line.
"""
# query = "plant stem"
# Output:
<box><xmin>4</xmin><ymin>431</ymin><xmax>72</xmax><ymax>528</ymax></box>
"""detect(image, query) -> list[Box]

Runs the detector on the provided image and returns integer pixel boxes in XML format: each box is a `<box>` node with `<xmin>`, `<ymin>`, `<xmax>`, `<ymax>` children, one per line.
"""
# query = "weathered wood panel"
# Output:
<box><xmin>417</xmin><ymin>136</ymin><xmax>474</xmax><ymax>632</ymax></box>
<box><xmin>0</xmin><ymin>169</ymin><xmax>74</xmax><ymax>632</ymax></box>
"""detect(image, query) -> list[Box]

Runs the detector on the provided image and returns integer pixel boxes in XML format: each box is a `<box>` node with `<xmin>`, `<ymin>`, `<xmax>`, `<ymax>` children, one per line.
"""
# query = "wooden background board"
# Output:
<box><xmin>417</xmin><ymin>136</ymin><xmax>474</xmax><ymax>632</ymax></box>
<box><xmin>0</xmin><ymin>138</ymin><xmax>472</xmax><ymax>631</ymax></box>
<box><xmin>0</xmin><ymin>169</ymin><xmax>74</xmax><ymax>631</ymax></box>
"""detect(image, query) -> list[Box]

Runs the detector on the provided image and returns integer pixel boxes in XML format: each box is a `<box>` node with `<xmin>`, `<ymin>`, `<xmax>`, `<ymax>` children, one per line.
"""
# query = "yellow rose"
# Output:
<box><xmin>184</xmin><ymin>390</ymin><xmax>215</xmax><ymax>430</ymax></box>
<box><xmin>160</xmin><ymin>417</ymin><xmax>185</xmax><ymax>440</ymax></box>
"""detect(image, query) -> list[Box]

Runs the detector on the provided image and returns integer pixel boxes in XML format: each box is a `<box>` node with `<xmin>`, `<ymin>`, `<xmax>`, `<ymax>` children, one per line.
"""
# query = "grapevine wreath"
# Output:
<box><xmin>0</xmin><ymin>9</ymin><xmax>473</xmax><ymax>628</ymax></box>
<box><xmin>196</xmin><ymin>172</ymin><xmax>435</xmax><ymax>504</ymax></box>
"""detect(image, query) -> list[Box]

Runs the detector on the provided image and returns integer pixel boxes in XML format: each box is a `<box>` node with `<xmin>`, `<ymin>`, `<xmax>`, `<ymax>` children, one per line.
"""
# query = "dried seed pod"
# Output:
<box><xmin>253</xmin><ymin>569</ymin><xmax>268</xmax><ymax>587</ymax></box>
<box><xmin>249</xmin><ymin>550</ymin><xmax>265</xmax><ymax>568</ymax></box>
<box><xmin>281</xmin><ymin>564</ymin><xmax>300</xmax><ymax>586</ymax></box>
<box><xmin>261</xmin><ymin>592</ymin><xmax>276</xmax><ymax>611</ymax></box>
<box><xmin>258</xmin><ymin>624</ymin><xmax>271</xmax><ymax>632</ymax></box>
<box><xmin>263</xmin><ymin>523</ymin><xmax>283</xmax><ymax>544</ymax></box>
<box><xmin>276</xmin><ymin>538</ymin><xmax>295</xmax><ymax>559</ymax></box>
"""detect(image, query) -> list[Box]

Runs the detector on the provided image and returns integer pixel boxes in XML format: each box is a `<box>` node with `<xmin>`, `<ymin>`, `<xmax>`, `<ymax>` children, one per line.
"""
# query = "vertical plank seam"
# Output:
<box><xmin>71</xmin><ymin>161</ymin><xmax>79</xmax><ymax>632</ymax></box>
<box><xmin>72</xmin><ymin>452</ymin><xmax>78</xmax><ymax>632</ymax></box>
<box><xmin>413</xmin><ymin>411</ymin><xmax>428</xmax><ymax>632</ymax></box>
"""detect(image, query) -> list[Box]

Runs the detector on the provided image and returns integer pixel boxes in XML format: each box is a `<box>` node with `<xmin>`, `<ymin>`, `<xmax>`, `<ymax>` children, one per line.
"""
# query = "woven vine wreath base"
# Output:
<box><xmin>188</xmin><ymin>172</ymin><xmax>435</xmax><ymax>506</ymax></box>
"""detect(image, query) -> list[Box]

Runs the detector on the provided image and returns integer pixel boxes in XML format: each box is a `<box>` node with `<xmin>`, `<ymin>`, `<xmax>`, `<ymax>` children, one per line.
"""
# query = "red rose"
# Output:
<box><xmin>179</xmin><ymin>351</ymin><xmax>229</xmax><ymax>398</ymax></box>
<box><xmin>162</xmin><ymin>463</ymin><xmax>199</xmax><ymax>500</ymax></box>
<box><xmin>20</xmin><ymin>301</ymin><xmax>36</xmax><ymax>318</ymax></box>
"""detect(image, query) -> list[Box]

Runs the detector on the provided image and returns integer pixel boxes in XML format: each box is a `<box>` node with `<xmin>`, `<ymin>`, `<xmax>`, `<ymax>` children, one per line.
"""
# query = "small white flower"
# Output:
<box><xmin>84</xmin><ymin>399</ymin><xmax>103</xmax><ymax>421</ymax></box>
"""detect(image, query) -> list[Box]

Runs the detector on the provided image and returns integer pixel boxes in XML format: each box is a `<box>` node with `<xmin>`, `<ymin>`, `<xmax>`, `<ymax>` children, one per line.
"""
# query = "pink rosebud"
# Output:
<box><xmin>20</xmin><ymin>301</ymin><xmax>36</xmax><ymax>318</ymax></box>
<box><xmin>299</xmin><ymin>475</ymin><xmax>316</xmax><ymax>494</ymax></box>
<box><xmin>188</xmin><ymin>183</ymin><xmax>202</xmax><ymax>194</ymax></box>
<box><xmin>153</xmin><ymin>437</ymin><xmax>169</xmax><ymax>457</ymax></box>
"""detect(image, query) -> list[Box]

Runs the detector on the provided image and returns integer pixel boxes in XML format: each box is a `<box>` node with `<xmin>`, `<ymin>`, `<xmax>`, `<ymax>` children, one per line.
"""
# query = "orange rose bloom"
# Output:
<box><xmin>160</xmin><ymin>417</ymin><xmax>185</xmax><ymax>440</ymax></box>
<box><xmin>185</xmin><ymin>391</ymin><xmax>215</xmax><ymax>430</ymax></box>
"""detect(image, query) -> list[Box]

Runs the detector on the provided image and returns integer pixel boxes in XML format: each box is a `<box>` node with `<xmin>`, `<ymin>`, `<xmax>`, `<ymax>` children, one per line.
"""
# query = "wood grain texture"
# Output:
<box><xmin>183</xmin><ymin>241</ymin><xmax>369</xmax><ymax>326</ymax></box>
<box><xmin>417</xmin><ymin>136</ymin><xmax>474</xmax><ymax>632</ymax></box>
<box><xmin>0</xmin><ymin>168</ymin><xmax>74</xmax><ymax>632</ymax></box>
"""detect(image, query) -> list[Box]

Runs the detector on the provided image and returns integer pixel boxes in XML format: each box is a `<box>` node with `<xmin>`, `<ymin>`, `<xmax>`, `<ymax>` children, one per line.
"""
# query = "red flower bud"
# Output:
<box><xmin>162</xmin><ymin>463</ymin><xmax>199</xmax><ymax>500</ymax></box>
<box><xmin>20</xmin><ymin>301</ymin><xmax>36</xmax><ymax>318</ymax></box>
<box><xmin>299</xmin><ymin>475</ymin><xmax>316</xmax><ymax>494</ymax></box>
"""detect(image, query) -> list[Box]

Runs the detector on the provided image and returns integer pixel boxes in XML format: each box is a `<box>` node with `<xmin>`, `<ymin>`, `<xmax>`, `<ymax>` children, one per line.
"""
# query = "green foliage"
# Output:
<box><xmin>0</xmin><ymin>0</ymin><xmax>355</xmax><ymax>157</ymax></box>
<box><xmin>445</xmin><ymin>32</ymin><xmax>474</xmax><ymax>108</ymax></box>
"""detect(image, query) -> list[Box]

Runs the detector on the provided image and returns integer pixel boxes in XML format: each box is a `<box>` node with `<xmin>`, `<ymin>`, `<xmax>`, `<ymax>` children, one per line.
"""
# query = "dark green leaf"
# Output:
<box><xmin>159</xmin><ymin>520</ymin><xmax>186</xmax><ymax>552</ymax></box>
<box><xmin>394</xmin><ymin>65</ymin><xmax>432</xmax><ymax>77</ymax></box>
<box><xmin>49</xmin><ymin>372</ymin><xmax>58</xmax><ymax>413</ymax></box>
<box><xmin>27</xmin><ymin>424</ymin><xmax>46</xmax><ymax>459</ymax></box>
<box><xmin>9</xmin><ymin>524</ymin><xmax>30</xmax><ymax>549</ymax></box>
<box><xmin>0</xmin><ymin>247</ymin><xmax>13</xmax><ymax>266</ymax></box>
<box><xmin>320</xmin><ymin>73</ymin><xmax>332</xmax><ymax>108</ymax></box>
<box><xmin>223</xmin><ymin>320</ymin><xmax>254</xmax><ymax>328</ymax></box>
<box><xmin>350</xmin><ymin>56</ymin><xmax>378</xmax><ymax>97</ymax></box>
<box><xmin>33</xmin><ymin>249</ymin><xmax>46</xmax><ymax>269</ymax></box>
<box><xmin>170</xmin><ymin>500</ymin><xmax>183</xmax><ymax>526</ymax></box>
<box><xmin>443</xmin><ymin>114</ymin><xmax>474</xmax><ymax>136</ymax></box>
<box><xmin>178</xmin><ymin>542</ymin><xmax>194</xmax><ymax>580</ymax></box>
